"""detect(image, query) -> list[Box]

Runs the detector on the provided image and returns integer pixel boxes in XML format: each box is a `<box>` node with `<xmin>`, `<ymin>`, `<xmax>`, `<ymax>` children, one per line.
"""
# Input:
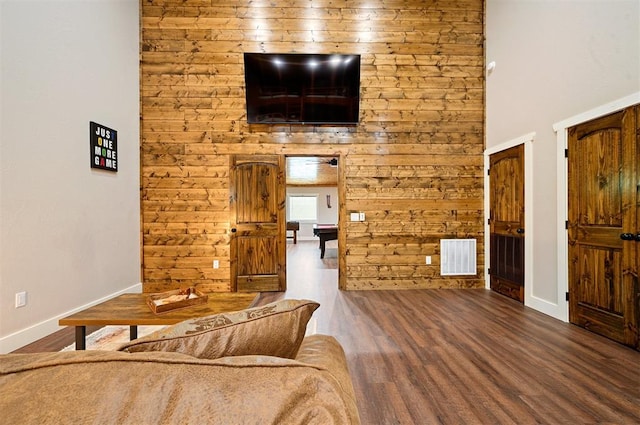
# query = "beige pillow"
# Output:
<box><xmin>118</xmin><ymin>299</ymin><xmax>319</xmax><ymax>359</ymax></box>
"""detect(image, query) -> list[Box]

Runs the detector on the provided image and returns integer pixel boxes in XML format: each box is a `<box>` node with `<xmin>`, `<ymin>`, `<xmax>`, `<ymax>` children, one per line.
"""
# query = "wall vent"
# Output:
<box><xmin>440</xmin><ymin>239</ymin><xmax>477</xmax><ymax>276</ymax></box>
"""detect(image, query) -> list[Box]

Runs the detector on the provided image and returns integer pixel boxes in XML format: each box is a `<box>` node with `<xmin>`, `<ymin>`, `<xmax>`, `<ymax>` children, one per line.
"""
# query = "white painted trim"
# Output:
<box><xmin>484</xmin><ymin>133</ymin><xmax>535</xmax><ymax>310</ymax></box>
<box><xmin>522</xmin><ymin>137</ymin><xmax>535</xmax><ymax>309</ymax></box>
<box><xmin>555</xmin><ymin>127</ymin><xmax>570</xmax><ymax>322</ymax></box>
<box><xmin>528</xmin><ymin>294</ymin><xmax>564</xmax><ymax>319</ymax></box>
<box><xmin>0</xmin><ymin>282</ymin><xmax>143</xmax><ymax>354</ymax></box>
<box><xmin>485</xmin><ymin>132</ymin><xmax>536</xmax><ymax>157</ymax></box>
<box><xmin>554</xmin><ymin>91</ymin><xmax>640</xmax><ymax>324</ymax></box>
<box><xmin>483</xmin><ymin>153</ymin><xmax>491</xmax><ymax>290</ymax></box>
<box><xmin>552</xmin><ymin>92</ymin><xmax>640</xmax><ymax>132</ymax></box>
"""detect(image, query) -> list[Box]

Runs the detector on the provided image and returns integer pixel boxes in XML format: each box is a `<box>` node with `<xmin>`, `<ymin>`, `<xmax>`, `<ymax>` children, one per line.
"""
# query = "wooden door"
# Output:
<box><xmin>489</xmin><ymin>144</ymin><xmax>525</xmax><ymax>303</ymax></box>
<box><xmin>230</xmin><ymin>155</ymin><xmax>286</xmax><ymax>292</ymax></box>
<box><xmin>567</xmin><ymin>107</ymin><xmax>638</xmax><ymax>349</ymax></box>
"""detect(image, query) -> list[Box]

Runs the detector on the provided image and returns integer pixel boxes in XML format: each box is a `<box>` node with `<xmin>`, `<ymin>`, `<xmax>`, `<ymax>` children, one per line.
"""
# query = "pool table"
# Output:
<box><xmin>312</xmin><ymin>224</ymin><xmax>338</xmax><ymax>259</ymax></box>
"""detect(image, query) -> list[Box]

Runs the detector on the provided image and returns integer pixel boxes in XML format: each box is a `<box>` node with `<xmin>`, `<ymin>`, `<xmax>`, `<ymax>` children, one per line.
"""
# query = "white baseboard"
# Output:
<box><xmin>0</xmin><ymin>282</ymin><xmax>143</xmax><ymax>354</ymax></box>
<box><xmin>527</xmin><ymin>295</ymin><xmax>567</xmax><ymax>322</ymax></box>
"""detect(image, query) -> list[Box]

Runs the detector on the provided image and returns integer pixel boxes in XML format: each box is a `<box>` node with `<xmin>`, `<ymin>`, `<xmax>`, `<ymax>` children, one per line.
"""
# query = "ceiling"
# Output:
<box><xmin>286</xmin><ymin>156</ymin><xmax>338</xmax><ymax>186</ymax></box>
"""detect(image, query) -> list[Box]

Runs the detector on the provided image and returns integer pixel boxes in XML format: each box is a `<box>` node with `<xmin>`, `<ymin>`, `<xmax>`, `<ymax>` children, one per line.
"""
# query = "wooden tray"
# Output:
<box><xmin>146</xmin><ymin>287</ymin><xmax>208</xmax><ymax>314</ymax></box>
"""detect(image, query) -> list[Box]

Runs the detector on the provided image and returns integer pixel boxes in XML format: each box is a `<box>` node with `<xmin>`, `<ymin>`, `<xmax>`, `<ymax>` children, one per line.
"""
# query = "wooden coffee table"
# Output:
<box><xmin>59</xmin><ymin>292</ymin><xmax>259</xmax><ymax>350</ymax></box>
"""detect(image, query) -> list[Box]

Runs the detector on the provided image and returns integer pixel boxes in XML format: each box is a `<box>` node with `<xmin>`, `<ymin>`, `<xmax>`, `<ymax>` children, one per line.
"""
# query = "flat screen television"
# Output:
<box><xmin>244</xmin><ymin>53</ymin><xmax>361</xmax><ymax>125</ymax></box>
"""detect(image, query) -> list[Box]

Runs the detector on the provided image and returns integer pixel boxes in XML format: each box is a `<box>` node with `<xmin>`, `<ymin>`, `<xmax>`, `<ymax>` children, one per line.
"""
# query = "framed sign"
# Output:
<box><xmin>90</xmin><ymin>121</ymin><xmax>117</xmax><ymax>172</ymax></box>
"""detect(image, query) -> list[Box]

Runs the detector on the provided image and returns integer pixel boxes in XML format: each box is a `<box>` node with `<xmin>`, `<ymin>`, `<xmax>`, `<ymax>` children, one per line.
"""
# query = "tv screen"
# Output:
<box><xmin>244</xmin><ymin>53</ymin><xmax>361</xmax><ymax>125</ymax></box>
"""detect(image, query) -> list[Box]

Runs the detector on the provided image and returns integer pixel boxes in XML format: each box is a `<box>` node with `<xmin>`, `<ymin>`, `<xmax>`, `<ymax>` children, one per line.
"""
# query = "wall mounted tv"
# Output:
<box><xmin>244</xmin><ymin>53</ymin><xmax>361</xmax><ymax>125</ymax></box>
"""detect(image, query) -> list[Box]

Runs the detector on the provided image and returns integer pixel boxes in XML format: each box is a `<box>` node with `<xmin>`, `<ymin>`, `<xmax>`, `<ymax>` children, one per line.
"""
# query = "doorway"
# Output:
<box><xmin>484</xmin><ymin>133</ymin><xmax>534</xmax><ymax>306</ymax></box>
<box><xmin>229</xmin><ymin>154</ymin><xmax>344</xmax><ymax>294</ymax></box>
<box><xmin>229</xmin><ymin>155</ymin><xmax>286</xmax><ymax>293</ymax></box>
<box><xmin>285</xmin><ymin>155</ymin><xmax>341</xmax><ymax>291</ymax></box>
<box><xmin>566</xmin><ymin>106</ymin><xmax>638</xmax><ymax>348</ymax></box>
<box><xmin>488</xmin><ymin>144</ymin><xmax>525</xmax><ymax>303</ymax></box>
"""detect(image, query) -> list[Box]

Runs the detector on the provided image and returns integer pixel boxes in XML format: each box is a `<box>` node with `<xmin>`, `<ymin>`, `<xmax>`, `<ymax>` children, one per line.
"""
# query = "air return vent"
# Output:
<box><xmin>440</xmin><ymin>239</ymin><xmax>477</xmax><ymax>276</ymax></box>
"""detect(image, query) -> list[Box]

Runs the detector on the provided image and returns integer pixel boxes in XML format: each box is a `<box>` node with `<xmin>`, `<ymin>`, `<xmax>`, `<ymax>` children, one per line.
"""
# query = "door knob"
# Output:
<box><xmin>516</xmin><ymin>228</ymin><xmax>525</xmax><ymax>234</ymax></box>
<box><xmin>231</xmin><ymin>228</ymin><xmax>237</xmax><ymax>233</ymax></box>
<box><xmin>620</xmin><ymin>233</ymin><xmax>635</xmax><ymax>241</ymax></box>
<box><xmin>636</xmin><ymin>233</ymin><xmax>640</xmax><ymax>242</ymax></box>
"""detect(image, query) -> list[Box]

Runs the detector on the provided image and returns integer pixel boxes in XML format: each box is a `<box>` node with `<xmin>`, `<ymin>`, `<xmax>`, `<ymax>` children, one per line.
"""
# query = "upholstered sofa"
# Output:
<box><xmin>0</xmin><ymin>299</ymin><xmax>360</xmax><ymax>424</ymax></box>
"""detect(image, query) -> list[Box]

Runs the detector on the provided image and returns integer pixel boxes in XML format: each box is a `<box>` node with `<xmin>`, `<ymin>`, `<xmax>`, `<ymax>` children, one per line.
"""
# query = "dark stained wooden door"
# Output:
<box><xmin>489</xmin><ymin>144</ymin><xmax>525</xmax><ymax>303</ymax></box>
<box><xmin>230</xmin><ymin>155</ymin><xmax>286</xmax><ymax>292</ymax></box>
<box><xmin>567</xmin><ymin>107</ymin><xmax>638</xmax><ymax>349</ymax></box>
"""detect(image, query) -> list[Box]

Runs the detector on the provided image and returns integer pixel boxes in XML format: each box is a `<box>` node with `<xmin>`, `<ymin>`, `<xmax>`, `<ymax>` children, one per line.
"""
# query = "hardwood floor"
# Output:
<box><xmin>11</xmin><ymin>325</ymin><xmax>103</xmax><ymax>354</ymax></box>
<box><xmin>13</xmin><ymin>241</ymin><xmax>640</xmax><ymax>424</ymax></box>
<box><xmin>277</xmin><ymin>242</ymin><xmax>640</xmax><ymax>424</ymax></box>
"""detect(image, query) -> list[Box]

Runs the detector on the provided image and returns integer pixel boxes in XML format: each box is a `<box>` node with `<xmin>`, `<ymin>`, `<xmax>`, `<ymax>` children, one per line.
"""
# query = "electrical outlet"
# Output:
<box><xmin>15</xmin><ymin>292</ymin><xmax>27</xmax><ymax>308</ymax></box>
<box><xmin>359</xmin><ymin>212</ymin><xmax>365</xmax><ymax>221</ymax></box>
<box><xmin>425</xmin><ymin>256</ymin><xmax>432</xmax><ymax>265</ymax></box>
<box><xmin>213</xmin><ymin>260</ymin><xmax>219</xmax><ymax>269</ymax></box>
<box><xmin>350</xmin><ymin>212</ymin><xmax>360</xmax><ymax>222</ymax></box>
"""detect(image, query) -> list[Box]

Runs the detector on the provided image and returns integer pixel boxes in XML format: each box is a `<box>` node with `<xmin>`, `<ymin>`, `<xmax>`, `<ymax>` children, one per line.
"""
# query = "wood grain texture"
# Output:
<box><xmin>229</xmin><ymin>155</ymin><xmax>286</xmax><ymax>292</ymax></box>
<box><xmin>489</xmin><ymin>144</ymin><xmax>525</xmax><ymax>302</ymax></box>
<box><xmin>286</xmin><ymin>157</ymin><xmax>338</xmax><ymax>186</ymax></box>
<box><xmin>140</xmin><ymin>0</ymin><xmax>485</xmax><ymax>291</ymax></box>
<box><xmin>58</xmin><ymin>293</ymin><xmax>258</xmax><ymax>326</ymax></box>
<box><xmin>271</xmin><ymin>243</ymin><xmax>640</xmax><ymax>424</ymax></box>
<box><xmin>568</xmin><ymin>106</ymin><xmax>639</xmax><ymax>349</ymax></box>
<box><xmin>16</xmin><ymin>243</ymin><xmax>640</xmax><ymax>423</ymax></box>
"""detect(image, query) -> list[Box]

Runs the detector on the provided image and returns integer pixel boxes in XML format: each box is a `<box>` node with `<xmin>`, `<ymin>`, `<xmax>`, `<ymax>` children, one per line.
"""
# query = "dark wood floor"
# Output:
<box><xmin>14</xmin><ymin>241</ymin><xmax>640</xmax><ymax>424</ymax></box>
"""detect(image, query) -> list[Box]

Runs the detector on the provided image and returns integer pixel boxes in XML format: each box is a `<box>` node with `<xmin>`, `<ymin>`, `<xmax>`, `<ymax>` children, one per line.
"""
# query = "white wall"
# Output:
<box><xmin>486</xmin><ymin>0</ymin><xmax>640</xmax><ymax>319</ymax></box>
<box><xmin>287</xmin><ymin>187</ymin><xmax>339</xmax><ymax>240</ymax></box>
<box><xmin>0</xmin><ymin>0</ymin><xmax>140</xmax><ymax>353</ymax></box>
<box><xmin>0</xmin><ymin>1</ymin><xmax>4</xmax><ymax>347</ymax></box>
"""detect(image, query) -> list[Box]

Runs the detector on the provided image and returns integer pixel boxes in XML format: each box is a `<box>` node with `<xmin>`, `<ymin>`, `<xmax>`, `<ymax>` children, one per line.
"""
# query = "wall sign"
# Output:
<box><xmin>90</xmin><ymin>121</ymin><xmax>117</xmax><ymax>172</ymax></box>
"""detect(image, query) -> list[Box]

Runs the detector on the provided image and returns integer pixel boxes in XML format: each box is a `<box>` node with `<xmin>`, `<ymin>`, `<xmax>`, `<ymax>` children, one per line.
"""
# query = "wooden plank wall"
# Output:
<box><xmin>140</xmin><ymin>0</ymin><xmax>485</xmax><ymax>293</ymax></box>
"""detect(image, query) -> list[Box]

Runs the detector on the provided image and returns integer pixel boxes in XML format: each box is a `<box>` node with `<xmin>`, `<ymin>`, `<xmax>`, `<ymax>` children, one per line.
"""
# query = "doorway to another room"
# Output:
<box><xmin>285</xmin><ymin>156</ymin><xmax>340</xmax><ymax>293</ymax></box>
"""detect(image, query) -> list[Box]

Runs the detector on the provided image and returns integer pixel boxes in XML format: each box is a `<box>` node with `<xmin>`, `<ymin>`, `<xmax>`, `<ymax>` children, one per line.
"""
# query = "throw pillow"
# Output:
<box><xmin>118</xmin><ymin>298</ymin><xmax>319</xmax><ymax>359</ymax></box>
